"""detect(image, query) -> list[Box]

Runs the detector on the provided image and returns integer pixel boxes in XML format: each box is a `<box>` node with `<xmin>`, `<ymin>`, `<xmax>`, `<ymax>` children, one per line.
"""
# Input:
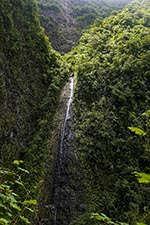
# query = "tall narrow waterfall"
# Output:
<box><xmin>50</xmin><ymin>77</ymin><xmax>78</xmax><ymax>225</ymax></box>
<box><xmin>42</xmin><ymin>77</ymin><xmax>85</xmax><ymax>225</ymax></box>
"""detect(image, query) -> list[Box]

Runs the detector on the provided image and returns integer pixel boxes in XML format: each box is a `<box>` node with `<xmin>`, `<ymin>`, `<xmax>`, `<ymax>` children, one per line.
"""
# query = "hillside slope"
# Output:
<box><xmin>37</xmin><ymin>0</ymin><xmax>132</xmax><ymax>53</ymax></box>
<box><xmin>65</xmin><ymin>0</ymin><xmax>150</xmax><ymax>224</ymax></box>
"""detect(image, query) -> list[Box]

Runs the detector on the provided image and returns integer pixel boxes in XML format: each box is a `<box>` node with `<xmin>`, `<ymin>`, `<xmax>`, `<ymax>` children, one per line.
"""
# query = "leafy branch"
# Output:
<box><xmin>0</xmin><ymin>160</ymin><xmax>37</xmax><ymax>225</ymax></box>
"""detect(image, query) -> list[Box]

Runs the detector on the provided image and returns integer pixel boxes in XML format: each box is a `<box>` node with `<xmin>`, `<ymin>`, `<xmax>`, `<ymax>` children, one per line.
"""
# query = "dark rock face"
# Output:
<box><xmin>37</xmin><ymin>0</ymin><xmax>80</xmax><ymax>54</ymax></box>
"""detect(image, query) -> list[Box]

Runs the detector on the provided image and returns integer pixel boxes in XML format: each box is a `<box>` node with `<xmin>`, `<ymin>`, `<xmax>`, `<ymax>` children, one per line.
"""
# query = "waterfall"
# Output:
<box><xmin>42</xmin><ymin>76</ymin><xmax>85</xmax><ymax>225</ymax></box>
<box><xmin>51</xmin><ymin>77</ymin><xmax>75</xmax><ymax>225</ymax></box>
<box><xmin>60</xmin><ymin>77</ymin><xmax>74</xmax><ymax>155</ymax></box>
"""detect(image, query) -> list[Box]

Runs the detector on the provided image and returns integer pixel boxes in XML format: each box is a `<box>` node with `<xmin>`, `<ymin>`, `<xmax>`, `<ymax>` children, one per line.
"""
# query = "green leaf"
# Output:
<box><xmin>22</xmin><ymin>199</ymin><xmax>37</xmax><ymax>205</ymax></box>
<box><xmin>17</xmin><ymin>167</ymin><xmax>29</xmax><ymax>174</ymax></box>
<box><xmin>0</xmin><ymin>218</ymin><xmax>9</xmax><ymax>224</ymax></box>
<box><xmin>13</xmin><ymin>160</ymin><xmax>23</xmax><ymax>166</ymax></box>
<box><xmin>142</xmin><ymin>110</ymin><xmax>150</xmax><ymax>118</ymax></box>
<box><xmin>91</xmin><ymin>213</ymin><xmax>102</xmax><ymax>221</ymax></box>
<box><xmin>15</xmin><ymin>180</ymin><xmax>25</xmax><ymax>187</ymax></box>
<box><xmin>128</xmin><ymin>127</ymin><xmax>146</xmax><ymax>136</ymax></box>
<box><xmin>133</xmin><ymin>172</ymin><xmax>150</xmax><ymax>184</ymax></box>
<box><xmin>26</xmin><ymin>207</ymin><xmax>34</xmax><ymax>213</ymax></box>
<box><xmin>91</xmin><ymin>213</ymin><xmax>111</xmax><ymax>222</ymax></box>
<box><xmin>0</xmin><ymin>168</ymin><xmax>14</xmax><ymax>176</ymax></box>
<box><xmin>8</xmin><ymin>193</ymin><xmax>17</xmax><ymax>203</ymax></box>
<box><xmin>6</xmin><ymin>212</ymin><xmax>12</xmax><ymax>218</ymax></box>
<box><xmin>0</xmin><ymin>185</ymin><xmax>10</xmax><ymax>190</ymax></box>
<box><xmin>100</xmin><ymin>213</ymin><xmax>111</xmax><ymax>221</ymax></box>
<box><xmin>10</xmin><ymin>203</ymin><xmax>21</xmax><ymax>211</ymax></box>
<box><xmin>11</xmin><ymin>192</ymin><xmax>18</xmax><ymax>197</ymax></box>
<box><xmin>19</xmin><ymin>216</ymin><xmax>30</xmax><ymax>224</ymax></box>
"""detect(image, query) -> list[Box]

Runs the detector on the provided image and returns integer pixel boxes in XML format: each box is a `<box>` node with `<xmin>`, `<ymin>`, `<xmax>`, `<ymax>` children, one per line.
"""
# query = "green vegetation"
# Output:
<box><xmin>2</xmin><ymin>0</ymin><xmax>150</xmax><ymax>224</ymax></box>
<box><xmin>65</xmin><ymin>0</ymin><xmax>150</xmax><ymax>224</ymax></box>
<box><xmin>70</xmin><ymin>212</ymin><xmax>129</xmax><ymax>225</ymax></box>
<box><xmin>0</xmin><ymin>0</ymin><xmax>66</xmax><ymax>219</ymax></box>
<box><xmin>0</xmin><ymin>160</ymin><xmax>37</xmax><ymax>225</ymax></box>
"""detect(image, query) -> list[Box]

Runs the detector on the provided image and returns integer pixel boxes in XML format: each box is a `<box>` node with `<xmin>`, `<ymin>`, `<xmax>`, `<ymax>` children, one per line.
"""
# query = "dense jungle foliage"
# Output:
<box><xmin>1</xmin><ymin>0</ymin><xmax>150</xmax><ymax>224</ymax></box>
<box><xmin>65</xmin><ymin>0</ymin><xmax>150</xmax><ymax>224</ymax></box>
<box><xmin>0</xmin><ymin>0</ymin><xmax>66</xmax><ymax>222</ymax></box>
<box><xmin>37</xmin><ymin>0</ymin><xmax>132</xmax><ymax>53</ymax></box>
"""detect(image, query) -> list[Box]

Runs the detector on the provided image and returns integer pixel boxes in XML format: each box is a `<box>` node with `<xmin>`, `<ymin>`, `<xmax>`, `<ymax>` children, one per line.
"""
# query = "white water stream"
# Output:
<box><xmin>60</xmin><ymin>77</ymin><xmax>74</xmax><ymax>154</ymax></box>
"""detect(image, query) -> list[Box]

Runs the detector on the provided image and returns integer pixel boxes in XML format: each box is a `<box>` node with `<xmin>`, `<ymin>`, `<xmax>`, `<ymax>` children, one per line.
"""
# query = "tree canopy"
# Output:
<box><xmin>65</xmin><ymin>0</ymin><xmax>150</xmax><ymax>224</ymax></box>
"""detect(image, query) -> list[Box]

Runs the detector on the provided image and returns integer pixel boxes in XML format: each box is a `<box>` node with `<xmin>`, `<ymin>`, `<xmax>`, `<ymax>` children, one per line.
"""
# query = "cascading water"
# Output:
<box><xmin>60</xmin><ymin>77</ymin><xmax>74</xmax><ymax>155</ymax></box>
<box><xmin>50</xmin><ymin>77</ymin><xmax>80</xmax><ymax>225</ymax></box>
<box><xmin>41</xmin><ymin>77</ymin><xmax>85</xmax><ymax>225</ymax></box>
